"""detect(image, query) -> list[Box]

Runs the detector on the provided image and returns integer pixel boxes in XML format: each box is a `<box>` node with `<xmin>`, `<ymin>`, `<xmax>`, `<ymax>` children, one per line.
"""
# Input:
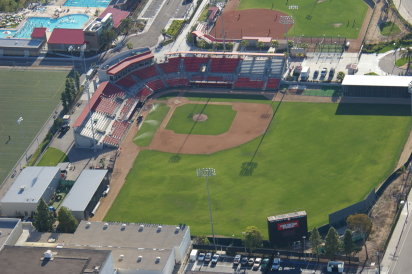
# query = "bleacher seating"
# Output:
<box><xmin>266</xmin><ymin>78</ymin><xmax>281</xmax><ymax>90</ymax></box>
<box><xmin>146</xmin><ymin>79</ymin><xmax>165</xmax><ymax>91</ymax></box>
<box><xmin>210</xmin><ymin>58</ymin><xmax>240</xmax><ymax>73</ymax></box>
<box><xmin>270</xmin><ymin>58</ymin><xmax>285</xmax><ymax>77</ymax></box>
<box><xmin>116</xmin><ymin>74</ymin><xmax>136</xmax><ymax>88</ymax></box>
<box><xmin>102</xmin><ymin>135</ymin><xmax>120</xmax><ymax>147</ymax></box>
<box><xmin>183</xmin><ymin>57</ymin><xmax>209</xmax><ymax>72</ymax></box>
<box><xmin>240</xmin><ymin>59</ymin><xmax>267</xmax><ymax>75</ymax></box>
<box><xmin>158</xmin><ymin>58</ymin><xmax>181</xmax><ymax>74</ymax></box>
<box><xmin>119</xmin><ymin>97</ymin><xmax>138</xmax><ymax>121</ymax></box>
<box><xmin>234</xmin><ymin>77</ymin><xmax>264</xmax><ymax>89</ymax></box>
<box><xmin>191</xmin><ymin>75</ymin><xmax>204</xmax><ymax>81</ymax></box>
<box><xmin>133</xmin><ymin>65</ymin><xmax>158</xmax><ymax>79</ymax></box>
<box><xmin>94</xmin><ymin>97</ymin><xmax>120</xmax><ymax>116</ymax></box>
<box><xmin>137</xmin><ymin>87</ymin><xmax>153</xmax><ymax>100</ymax></box>
<box><xmin>166</xmin><ymin>78</ymin><xmax>189</xmax><ymax>87</ymax></box>
<box><xmin>207</xmin><ymin>76</ymin><xmax>224</xmax><ymax>81</ymax></box>
<box><xmin>102</xmin><ymin>83</ymin><xmax>126</xmax><ymax>99</ymax></box>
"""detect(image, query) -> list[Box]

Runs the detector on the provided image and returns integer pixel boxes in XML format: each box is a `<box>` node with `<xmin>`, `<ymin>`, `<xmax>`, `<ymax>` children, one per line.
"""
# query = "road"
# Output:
<box><xmin>393</xmin><ymin>0</ymin><xmax>412</xmax><ymax>25</ymax></box>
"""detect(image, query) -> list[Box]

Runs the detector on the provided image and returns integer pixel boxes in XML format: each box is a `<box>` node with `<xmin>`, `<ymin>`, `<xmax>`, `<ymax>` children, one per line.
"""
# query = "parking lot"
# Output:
<box><xmin>186</xmin><ymin>254</ymin><xmax>360</xmax><ymax>274</ymax></box>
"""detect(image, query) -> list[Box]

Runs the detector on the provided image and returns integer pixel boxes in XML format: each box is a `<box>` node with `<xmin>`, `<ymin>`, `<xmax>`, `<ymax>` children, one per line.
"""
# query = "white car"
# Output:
<box><xmin>211</xmin><ymin>254</ymin><xmax>220</xmax><ymax>264</ymax></box>
<box><xmin>197</xmin><ymin>253</ymin><xmax>205</xmax><ymax>261</ymax></box>
<box><xmin>271</xmin><ymin>258</ymin><xmax>281</xmax><ymax>271</ymax></box>
<box><xmin>253</xmin><ymin>257</ymin><xmax>262</xmax><ymax>270</ymax></box>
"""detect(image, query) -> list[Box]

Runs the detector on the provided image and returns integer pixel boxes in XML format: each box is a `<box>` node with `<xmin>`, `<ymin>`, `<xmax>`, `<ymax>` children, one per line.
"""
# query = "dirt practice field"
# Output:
<box><xmin>148</xmin><ymin>98</ymin><xmax>273</xmax><ymax>154</ymax></box>
<box><xmin>211</xmin><ymin>9</ymin><xmax>292</xmax><ymax>40</ymax></box>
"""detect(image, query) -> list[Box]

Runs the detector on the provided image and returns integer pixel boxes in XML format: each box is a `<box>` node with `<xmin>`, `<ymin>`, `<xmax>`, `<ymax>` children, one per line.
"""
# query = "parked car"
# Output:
<box><xmin>260</xmin><ymin>258</ymin><xmax>270</xmax><ymax>271</ymax></box>
<box><xmin>271</xmin><ymin>258</ymin><xmax>281</xmax><ymax>271</ymax></box>
<box><xmin>329</xmin><ymin>68</ymin><xmax>335</xmax><ymax>79</ymax></box>
<box><xmin>241</xmin><ymin>256</ymin><xmax>249</xmax><ymax>266</ymax></box>
<box><xmin>205</xmin><ymin>252</ymin><xmax>212</xmax><ymax>262</ymax></box>
<box><xmin>293</xmin><ymin>66</ymin><xmax>302</xmax><ymax>77</ymax></box>
<box><xmin>211</xmin><ymin>254</ymin><xmax>220</xmax><ymax>264</ymax></box>
<box><xmin>327</xmin><ymin>261</ymin><xmax>344</xmax><ymax>273</ymax></box>
<box><xmin>197</xmin><ymin>253</ymin><xmax>205</xmax><ymax>261</ymax></box>
<box><xmin>320</xmin><ymin>67</ymin><xmax>328</xmax><ymax>78</ymax></box>
<box><xmin>248</xmin><ymin>257</ymin><xmax>255</xmax><ymax>266</ymax></box>
<box><xmin>233</xmin><ymin>255</ymin><xmax>241</xmax><ymax>265</ymax></box>
<box><xmin>313</xmin><ymin>70</ymin><xmax>319</xmax><ymax>79</ymax></box>
<box><xmin>253</xmin><ymin>258</ymin><xmax>262</xmax><ymax>270</ymax></box>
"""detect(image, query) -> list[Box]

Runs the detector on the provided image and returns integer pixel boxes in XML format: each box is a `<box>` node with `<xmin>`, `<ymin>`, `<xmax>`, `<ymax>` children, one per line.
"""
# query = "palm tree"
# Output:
<box><xmin>399</xmin><ymin>48</ymin><xmax>412</xmax><ymax>73</ymax></box>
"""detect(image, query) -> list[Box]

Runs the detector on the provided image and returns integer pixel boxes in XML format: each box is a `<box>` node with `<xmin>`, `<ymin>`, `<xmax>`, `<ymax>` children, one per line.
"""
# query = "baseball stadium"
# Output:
<box><xmin>72</xmin><ymin>48</ymin><xmax>412</xmax><ymax>237</ymax></box>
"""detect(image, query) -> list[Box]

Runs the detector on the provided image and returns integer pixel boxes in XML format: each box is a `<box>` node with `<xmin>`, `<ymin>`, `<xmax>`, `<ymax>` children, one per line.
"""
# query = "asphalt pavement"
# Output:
<box><xmin>393</xmin><ymin>0</ymin><xmax>412</xmax><ymax>25</ymax></box>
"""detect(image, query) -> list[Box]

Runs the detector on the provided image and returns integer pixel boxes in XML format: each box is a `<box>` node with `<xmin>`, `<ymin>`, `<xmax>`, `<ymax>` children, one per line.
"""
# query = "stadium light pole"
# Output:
<box><xmin>408</xmin><ymin>81</ymin><xmax>412</xmax><ymax>115</ymax></box>
<box><xmin>196</xmin><ymin>168</ymin><xmax>217</xmax><ymax>250</ymax></box>
<box><xmin>279</xmin><ymin>16</ymin><xmax>294</xmax><ymax>70</ymax></box>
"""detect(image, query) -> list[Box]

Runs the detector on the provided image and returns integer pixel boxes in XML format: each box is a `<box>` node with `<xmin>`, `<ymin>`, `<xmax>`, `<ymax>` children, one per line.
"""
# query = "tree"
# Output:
<box><xmin>271</xmin><ymin>40</ymin><xmax>279</xmax><ymax>48</ymax></box>
<box><xmin>256</xmin><ymin>41</ymin><xmax>265</xmax><ymax>52</ymax></box>
<box><xmin>57</xmin><ymin>207</ymin><xmax>78</xmax><ymax>233</ymax></box>
<box><xmin>100</xmin><ymin>29</ymin><xmax>116</xmax><ymax>50</ymax></box>
<box><xmin>119</xmin><ymin>17</ymin><xmax>132</xmax><ymax>35</ymax></box>
<box><xmin>343</xmin><ymin>229</ymin><xmax>355</xmax><ymax>264</ymax></box>
<box><xmin>61</xmin><ymin>91</ymin><xmax>69</xmax><ymax>112</ymax></box>
<box><xmin>243</xmin><ymin>226</ymin><xmax>263</xmax><ymax>251</ymax></box>
<box><xmin>400</xmin><ymin>48</ymin><xmax>412</xmax><ymax>73</ymax></box>
<box><xmin>347</xmin><ymin>214</ymin><xmax>372</xmax><ymax>259</ymax></box>
<box><xmin>337</xmin><ymin>71</ymin><xmax>345</xmax><ymax>82</ymax></box>
<box><xmin>73</xmin><ymin>71</ymin><xmax>80</xmax><ymax>92</ymax></box>
<box><xmin>240</xmin><ymin>40</ymin><xmax>248</xmax><ymax>49</ymax></box>
<box><xmin>324</xmin><ymin>227</ymin><xmax>340</xmax><ymax>259</ymax></box>
<box><xmin>310</xmin><ymin>227</ymin><xmax>322</xmax><ymax>260</ymax></box>
<box><xmin>195</xmin><ymin>235</ymin><xmax>209</xmax><ymax>245</ymax></box>
<box><xmin>33</xmin><ymin>199</ymin><xmax>54</xmax><ymax>232</ymax></box>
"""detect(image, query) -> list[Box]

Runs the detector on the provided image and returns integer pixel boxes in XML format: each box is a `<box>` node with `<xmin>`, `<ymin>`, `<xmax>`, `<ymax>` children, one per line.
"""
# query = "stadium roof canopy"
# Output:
<box><xmin>166</xmin><ymin>50</ymin><xmax>285</xmax><ymax>57</ymax></box>
<box><xmin>342</xmin><ymin>75</ymin><xmax>412</xmax><ymax>87</ymax></box>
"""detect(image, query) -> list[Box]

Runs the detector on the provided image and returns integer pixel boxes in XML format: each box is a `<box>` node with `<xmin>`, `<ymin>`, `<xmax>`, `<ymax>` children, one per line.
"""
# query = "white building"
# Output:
<box><xmin>0</xmin><ymin>167</ymin><xmax>61</xmax><ymax>217</ymax></box>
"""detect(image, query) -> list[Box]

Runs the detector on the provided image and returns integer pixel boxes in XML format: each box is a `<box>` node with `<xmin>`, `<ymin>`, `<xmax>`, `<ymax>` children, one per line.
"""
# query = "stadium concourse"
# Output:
<box><xmin>73</xmin><ymin>49</ymin><xmax>286</xmax><ymax>149</ymax></box>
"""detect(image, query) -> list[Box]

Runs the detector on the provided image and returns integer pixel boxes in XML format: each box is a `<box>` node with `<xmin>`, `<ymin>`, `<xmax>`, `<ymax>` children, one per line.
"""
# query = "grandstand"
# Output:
<box><xmin>74</xmin><ymin>50</ymin><xmax>286</xmax><ymax>149</ymax></box>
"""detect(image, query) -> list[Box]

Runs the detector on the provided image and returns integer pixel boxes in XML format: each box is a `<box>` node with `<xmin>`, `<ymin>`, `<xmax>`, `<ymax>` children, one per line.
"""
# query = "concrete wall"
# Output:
<box><xmin>74</xmin><ymin>130</ymin><xmax>96</xmax><ymax>148</ymax></box>
<box><xmin>0</xmin><ymin>202</ymin><xmax>38</xmax><ymax>217</ymax></box>
<box><xmin>100</xmin><ymin>252</ymin><xmax>115</xmax><ymax>274</ymax></box>
<box><xmin>174</xmin><ymin>227</ymin><xmax>191</xmax><ymax>262</ymax></box>
<box><xmin>40</xmin><ymin>171</ymin><xmax>61</xmax><ymax>203</ymax></box>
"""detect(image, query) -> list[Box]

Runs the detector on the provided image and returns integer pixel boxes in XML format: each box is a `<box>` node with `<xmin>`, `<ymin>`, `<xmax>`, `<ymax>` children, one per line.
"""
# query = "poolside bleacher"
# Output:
<box><xmin>183</xmin><ymin>57</ymin><xmax>209</xmax><ymax>72</ymax></box>
<box><xmin>133</xmin><ymin>65</ymin><xmax>158</xmax><ymax>79</ymax></box>
<box><xmin>210</xmin><ymin>57</ymin><xmax>240</xmax><ymax>73</ymax></box>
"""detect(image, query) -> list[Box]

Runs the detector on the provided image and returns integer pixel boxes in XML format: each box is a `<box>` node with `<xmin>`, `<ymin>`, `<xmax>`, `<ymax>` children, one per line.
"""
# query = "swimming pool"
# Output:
<box><xmin>0</xmin><ymin>14</ymin><xmax>89</xmax><ymax>39</ymax></box>
<box><xmin>63</xmin><ymin>0</ymin><xmax>111</xmax><ymax>8</ymax></box>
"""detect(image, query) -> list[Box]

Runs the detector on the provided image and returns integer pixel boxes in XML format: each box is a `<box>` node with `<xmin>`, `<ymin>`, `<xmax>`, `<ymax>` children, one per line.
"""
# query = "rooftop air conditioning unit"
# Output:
<box><xmin>43</xmin><ymin>250</ymin><xmax>53</xmax><ymax>260</ymax></box>
<box><xmin>119</xmin><ymin>254</ymin><xmax>124</xmax><ymax>261</ymax></box>
<box><xmin>157</xmin><ymin>225</ymin><xmax>162</xmax><ymax>232</ymax></box>
<box><xmin>175</xmin><ymin>226</ymin><xmax>180</xmax><ymax>232</ymax></box>
<box><xmin>139</xmin><ymin>224</ymin><xmax>144</xmax><ymax>231</ymax></box>
<box><xmin>137</xmin><ymin>256</ymin><xmax>142</xmax><ymax>262</ymax></box>
<box><xmin>121</xmin><ymin>223</ymin><xmax>126</xmax><ymax>230</ymax></box>
<box><xmin>155</xmin><ymin>257</ymin><xmax>161</xmax><ymax>263</ymax></box>
<box><xmin>86</xmin><ymin>222</ymin><xmax>91</xmax><ymax>228</ymax></box>
<box><xmin>103</xmin><ymin>223</ymin><xmax>109</xmax><ymax>229</ymax></box>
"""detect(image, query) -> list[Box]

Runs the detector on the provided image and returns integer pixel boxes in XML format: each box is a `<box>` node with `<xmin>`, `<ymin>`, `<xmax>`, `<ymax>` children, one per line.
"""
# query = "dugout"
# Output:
<box><xmin>342</xmin><ymin>75</ymin><xmax>412</xmax><ymax>98</ymax></box>
<box><xmin>267</xmin><ymin>211</ymin><xmax>308</xmax><ymax>247</ymax></box>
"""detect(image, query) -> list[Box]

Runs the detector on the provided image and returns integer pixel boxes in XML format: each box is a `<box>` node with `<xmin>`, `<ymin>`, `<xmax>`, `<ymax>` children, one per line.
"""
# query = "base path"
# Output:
<box><xmin>211</xmin><ymin>9</ymin><xmax>292</xmax><ymax>40</ymax></box>
<box><xmin>147</xmin><ymin>98</ymin><xmax>273</xmax><ymax>155</ymax></box>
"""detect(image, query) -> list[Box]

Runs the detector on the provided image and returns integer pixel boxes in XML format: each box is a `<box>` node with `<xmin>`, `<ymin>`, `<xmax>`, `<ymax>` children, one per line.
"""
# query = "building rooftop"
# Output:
<box><xmin>71</xmin><ymin>221</ymin><xmax>188</xmax><ymax>250</ymax></box>
<box><xmin>48</xmin><ymin>29</ymin><xmax>85</xmax><ymax>45</ymax></box>
<box><xmin>0</xmin><ymin>38</ymin><xmax>43</xmax><ymax>49</ymax></box>
<box><xmin>99</xmin><ymin>6</ymin><xmax>130</xmax><ymax>28</ymax></box>
<box><xmin>31</xmin><ymin>27</ymin><xmax>46</xmax><ymax>39</ymax></box>
<box><xmin>1</xmin><ymin>167</ymin><xmax>61</xmax><ymax>204</ymax></box>
<box><xmin>342</xmin><ymin>75</ymin><xmax>412</xmax><ymax>87</ymax></box>
<box><xmin>267</xmin><ymin>211</ymin><xmax>307</xmax><ymax>222</ymax></box>
<box><xmin>0</xmin><ymin>218</ymin><xmax>20</xmax><ymax>250</ymax></box>
<box><xmin>60</xmin><ymin>170</ymin><xmax>108</xmax><ymax>212</ymax></box>
<box><xmin>0</xmin><ymin>246</ymin><xmax>111</xmax><ymax>274</ymax></box>
<box><xmin>106</xmin><ymin>52</ymin><xmax>154</xmax><ymax>75</ymax></box>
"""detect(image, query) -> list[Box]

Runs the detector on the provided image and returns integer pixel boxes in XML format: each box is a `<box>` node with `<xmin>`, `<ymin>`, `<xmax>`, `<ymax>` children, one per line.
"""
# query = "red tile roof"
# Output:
<box><xmin>48</xmin><ymin>29</ymin><xmax>85</xmax><ymax>45</ymax></box>
<box><xmin>99</xmin><ymin>6</ymin><xmax>130</xmax><ymax>28</ymax></box>
<box><xmin>107</xmin><ymin>52</ymin><xmax>154</xmax><ymax>76</ymax></box>
<box><xmin>31</xmin><ymin>27</ymin><xmax>46</xmax><ymax>39</ymax></box>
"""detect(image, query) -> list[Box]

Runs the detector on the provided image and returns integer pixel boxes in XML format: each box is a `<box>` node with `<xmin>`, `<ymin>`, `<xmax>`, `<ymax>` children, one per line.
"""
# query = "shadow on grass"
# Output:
<box><xmin>335</xmin><ymin>103</ymin><xmax>410</xmax><ymax>116</ymax></box>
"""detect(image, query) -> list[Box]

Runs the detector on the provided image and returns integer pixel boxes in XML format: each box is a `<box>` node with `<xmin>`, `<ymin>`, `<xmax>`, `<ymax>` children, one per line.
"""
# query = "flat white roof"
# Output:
<box><xmin>342</xmin><ymin>75</ymin><xmax>412</xmax><ymax>87</ymax></box>
<box><xmin>60</xmin><ymin>170</ymin><xmax>108</xmax><ymax>212</ymax></box>
<box><xmin>1</xmin><ymin>167</ymin><xmax>60</xmax><ymax>204</ymax></box>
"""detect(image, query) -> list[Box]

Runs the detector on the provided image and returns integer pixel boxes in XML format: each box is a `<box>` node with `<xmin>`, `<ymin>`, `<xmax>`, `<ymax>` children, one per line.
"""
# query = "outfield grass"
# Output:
<box><xmin>166</xmin><ymin>104</ymin><xmax>236</xmax><ymax>135</ymax></box>
<box><xmin>238</xmin><ymin>0</ymin><xmax>368</xmax><ymax>38</ymax></box>
<box><xmin>134</xmin><ymin>103</ymin><xmax>170</xmax><ymax>147</ymax></box>
<box><xmin>106</xmin><ymin>102</ymin><xmax>411</xmax><ymax>237</ymax></box>
<box><xmin>0</xmin><ymin>69</ymin><xmax>68</xmax><ymax>183</ymax></box>
<box><xmin>37</xmin><ymin>147</ymin><xmax>68</xmax><ymax>166</ymax></box>
<box><xmin>395</xmin><ymin>57</ymin><xmax>408</xmax><ymax>67</ymax></box>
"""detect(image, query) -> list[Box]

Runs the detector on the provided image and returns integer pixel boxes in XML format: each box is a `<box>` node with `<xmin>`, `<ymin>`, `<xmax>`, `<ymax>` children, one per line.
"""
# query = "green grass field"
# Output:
<box><xmin>0</xmin><ymin>69</ymin><xmax>69</xmax><ymax>183</ymax></box>
<box><xmin>380</xmin><ymin>21</ymin><xmax>401</xmax><ymax>36</ymax></box>
<box><xmin>238</xmin><ymin>0</ymin><xmax>368</xmax><ymax>38</ymax></box>
<box><xmin>37</xmin><ymin>147</ymin><xmax>68</xmax><ymax>166</ymax></box>
<box><xmin>106</xmin><ymin>101</ymin><xmax>411</xmax><ymax>237</ymax></box>
<box><xmin>134</xmin><ymin>103</ymin><xmax>170</xmax><ymax>147</ymax></box>
<box><xmin>166</xmin><ymin>104</ymin><xmax>236</xmax><ymax>135</ymax></box>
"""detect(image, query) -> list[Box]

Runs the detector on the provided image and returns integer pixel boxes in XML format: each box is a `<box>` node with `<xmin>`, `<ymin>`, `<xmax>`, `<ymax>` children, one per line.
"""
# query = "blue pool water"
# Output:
<box><xmin>63</xmin><ymin>0</ymin><xmax>111</xmax><ymax>8</ymax></box>
<box><xmin>0</xmin><ymin>14</ymin><xmax>89</xmax><ymax>39</ymax></box>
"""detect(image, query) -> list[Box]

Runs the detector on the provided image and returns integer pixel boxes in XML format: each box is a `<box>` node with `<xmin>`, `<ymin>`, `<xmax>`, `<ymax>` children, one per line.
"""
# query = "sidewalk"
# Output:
<box><xmin>381</xmin><ymin>182</ymin><xmax>412</xmax><ymax>273</ymax></box>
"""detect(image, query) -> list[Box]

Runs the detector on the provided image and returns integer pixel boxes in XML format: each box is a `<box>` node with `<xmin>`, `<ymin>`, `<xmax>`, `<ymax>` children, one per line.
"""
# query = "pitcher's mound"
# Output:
<box><xmin>193</xmin><ymin>114</ymin><xmax>208</xmax><ymax>122</ymax></box>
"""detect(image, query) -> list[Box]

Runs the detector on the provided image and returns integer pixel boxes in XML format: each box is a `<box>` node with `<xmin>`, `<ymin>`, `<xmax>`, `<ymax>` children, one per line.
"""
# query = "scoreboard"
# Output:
<box><xmin>267</xmin><ymin>211</ymin><xmax>308</xmax><ymax>246</ymax></box>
